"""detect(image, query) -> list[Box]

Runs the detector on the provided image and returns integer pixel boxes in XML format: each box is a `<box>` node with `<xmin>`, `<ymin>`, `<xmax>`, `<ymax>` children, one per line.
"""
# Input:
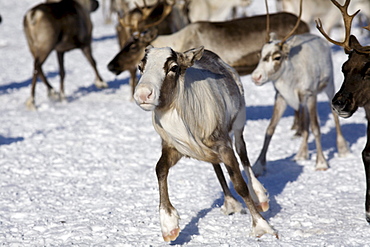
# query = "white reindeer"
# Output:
<box><xmin>134</xmin><ymin>45</ymin><xmax>277</xmax><ymax>241</ymax></box>
<box><xmin>251</xmin><ymin>2</ymin><xmax>349</xmax><ymax>176</ymax></box>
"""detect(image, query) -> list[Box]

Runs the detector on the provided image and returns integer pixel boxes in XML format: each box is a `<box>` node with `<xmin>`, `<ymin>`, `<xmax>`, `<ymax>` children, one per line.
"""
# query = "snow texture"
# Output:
<box><xmin>1</xmin><ymin>0</ymin><xmax>370</xmax><ymax>246</ymax></box>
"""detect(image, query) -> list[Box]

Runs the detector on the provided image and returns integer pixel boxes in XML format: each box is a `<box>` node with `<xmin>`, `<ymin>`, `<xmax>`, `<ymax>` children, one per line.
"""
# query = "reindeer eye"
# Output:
<box><xmin>170</xmin><ymin>64</ymin><xmax>178</xmax><ymax>73</ymax></box>
<box><xmin>273</xmin><ymin>55</ymin><xmax>281</xmax><ymax>61</ymax></box>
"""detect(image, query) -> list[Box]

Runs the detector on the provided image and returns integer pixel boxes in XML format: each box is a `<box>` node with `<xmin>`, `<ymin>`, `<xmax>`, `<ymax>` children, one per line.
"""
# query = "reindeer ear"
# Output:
<box><xmin>141</xmin><ymin>27</ymin><xmax>158</xmax><ymax>43</ymax></box>
<box><xmin>269</xmin><ymin>32</ymin><xmax>278</xmax><ymax>42</ymax></box>
<box><xmin>180</xmin><ymin>46</ymin><xmax>205</xmax><ymax>68</ymax></box>
<box><xmin>281</xmin><ymin>42</ymin><xmax>291</xmax><ymax>56</ymax></box>
<box><xmin>348</xmin><ymin>35</ymin><xmax>361</xmax><ymax>51</ymax></box>
<box><xmin>145</xmin><ymin>45</ymin><xmax>154</xmax><ymax>53</ymax></box>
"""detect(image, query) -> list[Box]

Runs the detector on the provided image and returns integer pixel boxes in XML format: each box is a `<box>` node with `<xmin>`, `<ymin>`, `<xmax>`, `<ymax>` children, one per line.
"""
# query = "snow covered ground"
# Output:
<box><xmin>1</xmin><ymin>0</ymin><xmax>370</xmax><ymax>246</ymax></box>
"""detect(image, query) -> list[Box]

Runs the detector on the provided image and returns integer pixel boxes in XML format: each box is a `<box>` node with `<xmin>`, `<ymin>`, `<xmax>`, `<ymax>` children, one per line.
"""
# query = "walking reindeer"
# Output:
<box><xmin>316</xmin><ymin>0</ymin><xmax>370</xmax><ymax>223</ymax></box>
<box><xmin>134</xmin><ymin>46</ymin><xmax>278</xmax><ymax>241</ymax></box>
<box><xmin>251</xmin><ymin>0</ymin><xmax>349</xmax><ymax>176</ymax></box>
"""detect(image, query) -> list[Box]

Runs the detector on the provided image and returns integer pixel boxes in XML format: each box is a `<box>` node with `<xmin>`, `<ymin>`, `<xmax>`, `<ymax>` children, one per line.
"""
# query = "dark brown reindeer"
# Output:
<box><xmin>107</xmin><ymin>12</ymin><xmax>310</xmax><ymax>97</ymax></box>
<box><xmin>116</xmin><ymin>0</ymin><xmax>178</xmax><ymax>48</ymax></box>
<box><xmin>134</xmin><ymin>45</ymin><xmax>278</xmax><ymax>241</ymax></box>
<box><xmin>23</xmin><ymin>0</ymin><xmax>108</xmax><ymax>110</ymax></box>
<box><xmin>316</xmin><ymin>0</ymin><xmax>370</xmax><ymax>223</ymax></box>
<box><xmin>114</xmin><ymin>0</ymin><xmax>189</xmax><ymax>97</ymax></box>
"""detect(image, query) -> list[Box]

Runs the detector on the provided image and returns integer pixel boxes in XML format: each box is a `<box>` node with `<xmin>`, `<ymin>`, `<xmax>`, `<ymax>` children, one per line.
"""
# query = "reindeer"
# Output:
<box><xmin>134</xmin><ymin>45</ymin><xmax>278</xmax><ymax>241</ymax></box>
<box><xmin>251</xmin><ymin>0</ymin><xmax>349</xmax><ymax>176</ymax></box>
<box><xmin>107</xmin><ymin>12</ymin><xmax>309</xmax><ymax>97</ymax></box>
<box><xmin>113</xmin><ymin>0</ymin><xmax>189</xmax><ymax>97</ymax></box>
<box><xmin>316</xmin><ymin>0</ymin><xmax>370</xmax><ymax>223</ymax></box>
<box><xmin>23</xmin><ymin>0</ymin><xmax>108</xmax><ymax>110</ymax></box>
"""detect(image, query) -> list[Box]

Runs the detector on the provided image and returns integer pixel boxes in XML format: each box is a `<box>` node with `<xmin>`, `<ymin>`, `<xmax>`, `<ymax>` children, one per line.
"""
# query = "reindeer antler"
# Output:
<box><xmin>315</xmin><ymin>0</ymin><xmax>360</xmax><ymax>52</ymax></box>
<box><xmin>140</xmin><ymin>0</ymin><xmax>173</xmax><ymax>30</ymax></box>
<box><xmin>265</xmin><ymin>0</ymin><xmax>270</xmax><ymax>43</ymax></box>
<box><xmin>278</xmin><ymin>0</ymin><xmax>303</xmax><ymax>46</ymax></box>
<box><xmin>119</xmin><ymin>0</ymin><xmax>173</xmax><ymax>33</ymax></box>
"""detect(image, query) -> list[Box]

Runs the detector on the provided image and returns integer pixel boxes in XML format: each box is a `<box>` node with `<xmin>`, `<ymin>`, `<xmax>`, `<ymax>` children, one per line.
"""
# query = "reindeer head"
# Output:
<box><xmin>134</xmin><ymin>46</ymin><xmax>204</xmax><ymax>111</ymax></box>
<box><xmin>316</xmin><ymin>0</ymin><xmax>370</xmax><ymax>118</ymax></box>
<box><xmin>251</xmin><ymin>0</ymin><xmax>302</xmax><ymax>85</ymax></box>
<box><xmin>107</xmin><ymin>28</ymin><xmax>158</xmax><ymax>75</ymax></box>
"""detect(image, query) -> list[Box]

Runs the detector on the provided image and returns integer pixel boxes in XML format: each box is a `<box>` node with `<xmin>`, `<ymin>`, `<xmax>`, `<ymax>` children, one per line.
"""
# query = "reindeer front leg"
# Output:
<box><xmin>307</xmin><ymin>95</ymin><xmax>328</xmax><ymax>170</ymax></box>
<box><xmin>253</xmin><ymin>93</ymin><xmax>287</xmax><ymax>176</ymax></box>
<box><xmin>156</xmin><ymin>144</ymin><xmax>183</xmax><ymax>242</ymax></box>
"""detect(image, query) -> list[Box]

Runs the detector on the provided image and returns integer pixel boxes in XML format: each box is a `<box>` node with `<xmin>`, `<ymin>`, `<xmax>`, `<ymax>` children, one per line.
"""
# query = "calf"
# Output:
<box><xmin>251</xmin><ymin>1</ymin><xmax>349</xmax><ymax>175</ymax></box>
<box><xmin>134</xmin><ymin>46</ymin><xmax>277</xmax><ymax>241</ymax></box>
<box><xmin>316</xmin><ymin>0</ymin><xmax>370</xmax><ymax>223</ymax></box>
<box><xmin>23</xmin><ymin>0</ymin><xmax>107</xmax><ymax>110</ymax></box>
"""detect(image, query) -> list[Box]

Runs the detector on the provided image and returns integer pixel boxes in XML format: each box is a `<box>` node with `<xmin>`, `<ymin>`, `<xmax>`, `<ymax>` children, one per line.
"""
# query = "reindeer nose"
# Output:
<box><xmin>332</xmin><ymin>95</ymin><xmax>347</xmax><ymax>111</ymax></box>
<box><xmin>107</xmin><ymin>62</ymin><xmax>121</xmax><ymax>75</ymax></box>
<box><xmin>252</xmin><ymin>74</ymin><xmax>262</xmax><ymax>83</ymax></box>
<box><xmin>134</xmin><ymin>86</ymin><xmax>154</xmax><ymax>104</ymax></box>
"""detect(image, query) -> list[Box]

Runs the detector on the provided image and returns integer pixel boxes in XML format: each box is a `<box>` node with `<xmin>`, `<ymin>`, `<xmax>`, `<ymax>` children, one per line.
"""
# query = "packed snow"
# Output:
<box><xmin>1</xmin><ymin>0</ymin><xmax>370</xmax><ymax>246</ymax></box>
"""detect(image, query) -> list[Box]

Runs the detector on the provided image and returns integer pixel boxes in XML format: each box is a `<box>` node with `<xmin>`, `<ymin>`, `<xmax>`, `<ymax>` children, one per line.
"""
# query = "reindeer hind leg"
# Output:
<box><xmin>218</xmin><ymin>144</ymin><xmax>277</xmax><ymax>238</ymax></box>
<box><xmin>212</xmin><ymin>163</ymin><xmax>245</xmax><ymax>215</ymax></box>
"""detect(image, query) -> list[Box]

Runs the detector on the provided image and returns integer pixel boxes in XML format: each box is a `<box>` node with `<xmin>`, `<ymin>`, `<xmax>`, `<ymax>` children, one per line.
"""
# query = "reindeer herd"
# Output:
<box><xmin>22</xmin><ymin>0</ymin><xmax>370</xmax><ymax>242</ymax></box>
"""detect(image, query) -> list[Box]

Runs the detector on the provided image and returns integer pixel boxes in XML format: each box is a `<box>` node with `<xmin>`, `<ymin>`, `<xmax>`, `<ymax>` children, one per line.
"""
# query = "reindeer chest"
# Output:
<box><xmin>153</xmin><ymin>109</ymin><xmax>217</xmax><ymax>161</ymax></box>
<box><xmin>274</xmin><ymin>80</ymin><xmax>300</xmax><ymax>111</ymax></box>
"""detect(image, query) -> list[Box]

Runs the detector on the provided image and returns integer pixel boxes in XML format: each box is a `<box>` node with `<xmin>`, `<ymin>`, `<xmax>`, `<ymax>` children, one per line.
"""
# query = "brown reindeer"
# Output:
<box><xmin>134</xmin><ymin>45</ymin><xmax>277</xmax><ymax>241</ymax></box>
<box><xmin>114</xmin><ymin>0</ymin><xmax>190</xmax><ymax>97</ymax></box>
<box><xmin>316</xmin><ymin>0</ymin><xmax>370</xmax><ymax>223</ymax></box>
<box><xmin>23</xmin><ymin>0</ymin><xmax>108</xmax><ymax>110</ymax></box>
<box><xmin>107</xmin><ymin>12</ymin><xmax>310</xmax><ymax>97</ymax></box>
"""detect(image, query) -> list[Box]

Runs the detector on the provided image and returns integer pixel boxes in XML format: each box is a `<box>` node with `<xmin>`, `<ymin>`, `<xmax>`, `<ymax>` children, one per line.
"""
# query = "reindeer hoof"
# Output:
<box><xmin>95</xmin><ymin>79</ymin><xmax>108</xmax><ymax>88</ymax></box>
<box><xmin>256</xmin><ymin>201</ymin><xmax>269</xmax><ymax>212</ymax></box>
<box><xmin>26</xmin><ymin>97</ymin><xmax>36</xmax><ymax>111</ymax></box>
<box><xmin>162</xmin><ymin>227</ymin><xmax>180</xmax><ymax>242</ymax></box>
<box><xmin>252</xmin><ymin>218</ymin><xmax>277</xmax><ymax>238</ymax></box>
<box><xmin>221</xmin><ymin>196</ymin><xmax>244</xmax><ymax>215</ymax></box>
<box><xmin>315</xmin><ymin>160</ymin><xmax>329</xmax><ymax>171</ymax></box>
<box><xmin>48</xmin><ymin>88</ymin><xmax>60</xmax><ymax>101</ymax></box>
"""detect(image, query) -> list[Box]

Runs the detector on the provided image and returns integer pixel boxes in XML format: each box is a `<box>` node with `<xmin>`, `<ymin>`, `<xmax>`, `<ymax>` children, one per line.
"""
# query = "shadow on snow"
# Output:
<box><xmin>0</xmin><ymin>135</ymin><xmax>24</xmax><ymax>146</ymax></box>
<box><xmin>172</xmin><ymin>101</ymin><xmax>367</xmax><ymax>244</ymax></box>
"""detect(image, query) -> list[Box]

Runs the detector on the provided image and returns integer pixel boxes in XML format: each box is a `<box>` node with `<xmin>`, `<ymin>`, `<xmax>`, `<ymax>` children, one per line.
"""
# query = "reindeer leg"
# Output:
<box><xmin>26</xmin><ymin>65</ymin><xmax>39</xmax><ymax>110</ymax></box>
<box><xmin>129</xmin><ymin>68</ymin><xmax>138</xmax><ymax>101</ymax></box>
<box><xmin>81</xmin><ymin>45</ymin><xmax>108</xmax><ymax>88</ymax></box>
<box><xmin>232</xmin><ymin>108</ymin><xmax>269</xmax><ymax>212</ymax></box>
<box><xmin>57</xmin><ymin>51</ymin><xmax>66</xmax><ymax>101</ymax></box>
<box><xmin>219</xmin><ymin>144</ymin><xmax>277</xmax><ymax>238</ymax></box>
<box><xmin>363</xmin><ymin>108</ymin><xmax>370</xmax><ymax>223</ymax></box>
<box><xmin>294</xmin><ymin>103</ymin><xmax>309</xmax><ymax>161</ymax></box>
<box><xmin>307</xmin><ymin>96</ymin><xmax>328</xmax><ymax>170</ymax></box>
<box><xmin>212</xmin><ymin>163</ymin><xmax>244</xmax><ymax>215</ymax></box>
<box><xmin>332</xmin><ymin>108</ymin><xmax>350</xmax><ymax>157</ymax></box>
<box><xmin>156</xmin><ymin>144</ymin><xmax>183</xmax><ymax>242</ymax></box>
<box><xmin>292</xmin><ymin>109</ymin><xmax>303</xmax><ymax>137</ymax></box>
<box><xmin>26</xmin><ymin>58</ymin><xmax>55</xmax><ymax>110</ymax></box>
<box><xmin>325</xmin><ymin>78</ymin><xmax>350</xmax><ymax>157</ymax></box>
<box><xmin>253</xmin><ymin>93</ymin><xmax>287</xmax><ymax>176</ymax></box>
